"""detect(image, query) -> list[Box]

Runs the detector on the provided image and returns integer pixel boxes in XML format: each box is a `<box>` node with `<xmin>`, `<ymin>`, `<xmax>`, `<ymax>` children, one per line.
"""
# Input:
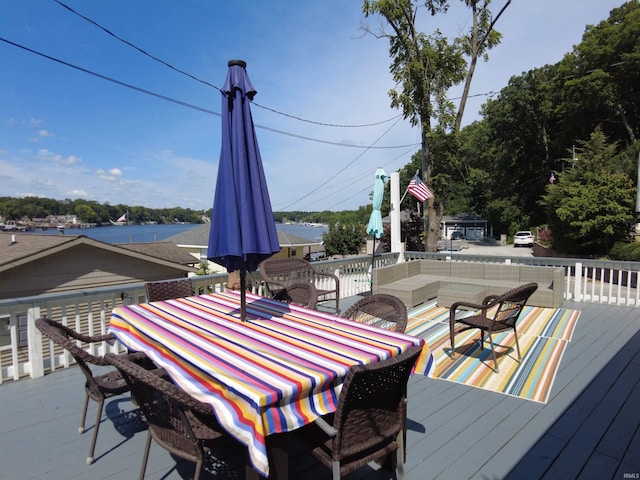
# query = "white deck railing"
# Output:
<box><xmin>1</xmin><ymin>253</ymin><xmax>637</xmax><ymax>383</ymax></box>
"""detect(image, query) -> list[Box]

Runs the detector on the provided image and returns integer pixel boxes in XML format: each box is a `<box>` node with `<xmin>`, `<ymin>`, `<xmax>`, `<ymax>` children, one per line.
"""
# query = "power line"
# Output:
<box><xmin>52</xmin><ymin>0</ymin><xmax>404</xmax><ymax>129</ymax></box>
<box><xmin>276</xmin><ymin>117</ymin><xmax>405</xmax><ymax>210</ymax></box>
<box><xmin>315</xmin><ymin>146</ymin><xmax>417</xmax><ymax>211</ymax></box>
<box><xmin>0</xmin><ymin>37</ymin><xmax>419</xmax><ymax>150</ymax></box>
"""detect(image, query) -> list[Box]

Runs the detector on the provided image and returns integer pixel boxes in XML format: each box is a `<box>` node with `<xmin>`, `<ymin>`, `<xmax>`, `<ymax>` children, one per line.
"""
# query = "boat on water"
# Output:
<box><xmin>109</xmin><ymin>212</ymin><xmax>128</xmax><ymax>226</ymax></box>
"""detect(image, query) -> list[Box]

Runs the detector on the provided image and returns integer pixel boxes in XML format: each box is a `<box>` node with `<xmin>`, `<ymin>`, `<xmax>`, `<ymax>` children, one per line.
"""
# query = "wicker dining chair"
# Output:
<box><xmin>273</xmin><ymin>282</ymin><xmax>318</xmax><ymax>309</ymax></box>
<box><xmin>259</xmin><ymin>257</ymin><xmax>340</xmax><ymax>313</ymax></box>
<box><xmin>35</xmin><ymin>318</ymin><xmax>155</xmax><ymax>464</ymax></box>
<box><xmin>145</xmin><ymin>278</ymin><xmax>193</xmax><ymax>302</ymax></box>
<box><xmin>295</xmin><ymin>345</ymin><xmax>422</xmax><ymax>480</ymax></box>
<box><xmin>341</xmin><ymin>293</ymin><xmax>408</xmax><ymax>333</ymax></box>
<box><xmin>104</xmin><ymin>353</ymin><xmax>229</xmax><ymax>480</ymax></box>
<box><xmin>449</xmin><ymin>282</ymin><xmax>538</xmax><ymax>373</ymax></box>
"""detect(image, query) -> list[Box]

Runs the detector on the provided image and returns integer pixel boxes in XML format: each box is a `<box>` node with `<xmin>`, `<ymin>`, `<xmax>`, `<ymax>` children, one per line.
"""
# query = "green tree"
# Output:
<box><xmin>362</xmin><ymin>0</ymin><xmax>509</xmax><ymax>251</ymax></box>
<box><xmin>541</xmin><ymin>128</ymin><xmax>636</xmax><ymax>255</ymax></box>
<box><xmin>477</xmin><ymin>67</ymin><xmax>558</xmax><ymax>231</ymax></box>
<box><xmin>553</xmin><ymin>1</ymin><xmax>640</xmax><ymax>146</ymax></box>
<box><xmin>74</xmin><ymin>204</ymin><xmax>97</xmax><ymax>223</ymax></box>
<box><xmin>322</xmin><ymin>222</ymin><xmax>365</xmax><ymax>257</ymax></box>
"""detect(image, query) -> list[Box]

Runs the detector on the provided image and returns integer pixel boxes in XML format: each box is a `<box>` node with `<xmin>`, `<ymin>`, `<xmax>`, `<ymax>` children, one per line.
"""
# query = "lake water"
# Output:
<box><xmin>28</xmin><ymin>222</ymin><xmax>328</xmax><ymax>244</ymax></box>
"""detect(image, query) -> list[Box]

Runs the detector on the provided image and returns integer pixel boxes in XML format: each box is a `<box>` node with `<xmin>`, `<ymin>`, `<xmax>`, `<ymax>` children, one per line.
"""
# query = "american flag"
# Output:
<box><xmin>407</xmin><ymin>175</ymin><xmax>434</xmax><ymax>202</ymax></box>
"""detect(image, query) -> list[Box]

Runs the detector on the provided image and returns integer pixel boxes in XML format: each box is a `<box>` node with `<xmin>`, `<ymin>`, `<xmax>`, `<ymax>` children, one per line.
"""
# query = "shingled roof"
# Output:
<box><xmin>166</xmin><ymin>223</ymin><xmax>322</xmax><ymax>247</ymax></box>
<box><xmin>0</xmin><ymin>232</ymin><xmax>195</xmax><ymax>274</ymax></box>
<box><xmin>116</xmin><ymin>241</ymin><xmax>198</xmax><ymax>266</ymax></box>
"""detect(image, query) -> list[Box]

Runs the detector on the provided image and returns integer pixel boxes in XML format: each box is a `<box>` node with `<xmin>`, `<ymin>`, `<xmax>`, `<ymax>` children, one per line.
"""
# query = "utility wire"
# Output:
<box><xmin>309</xmin><ymin>145</ymin><xmax>417</xmax><ymax>211</ymax></box>
<box><xmin>277</xmin><ymin>117</ymin><xmax>404</xmax><ymax>210</ymax></box>
<box><xmin>52</xmin><ymin>0</ymin><xmax>403</xmax><ymax>129</ymax></box>
<box><xmin>0</xmin><ymin>37</ymin><xmax>419</xmax><ymax>150</ymax></box>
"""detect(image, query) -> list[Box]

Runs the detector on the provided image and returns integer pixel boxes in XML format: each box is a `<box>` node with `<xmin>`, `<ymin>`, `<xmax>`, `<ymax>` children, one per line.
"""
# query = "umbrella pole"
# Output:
<box><xmin>240</xmin><ymin>269</ymin><xmax>247</xmax><ymax>321</ymax></box>
<box><xmin>370</xmin><ymin>237</ymin><xmax>375</xmax><ymax>294</ymax></box>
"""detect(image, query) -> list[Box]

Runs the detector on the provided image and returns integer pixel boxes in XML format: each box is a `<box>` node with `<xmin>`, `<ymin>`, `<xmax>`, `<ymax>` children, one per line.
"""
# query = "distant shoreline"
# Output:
<box><xmin>23</xmin><ymin>222</ymin><xmax>328</xmax><ymax>245</ymax></box>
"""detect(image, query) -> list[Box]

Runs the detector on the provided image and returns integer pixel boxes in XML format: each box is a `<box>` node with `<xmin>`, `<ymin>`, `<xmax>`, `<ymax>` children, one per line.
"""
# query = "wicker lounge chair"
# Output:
<box><xmin>104</xmin><ymin>353</ymin><xmax>230</xmax><ymax>480</ymax></box>
<box><xmin>259</xmin><ymin>257</ymin><xmax>340</xmax><ymax>313</ymax></box>
<box><xmin>295</xmin><ymin>345</ymin><xmax>422</xmax><ymax>479</ymax></box>
<box><xmin>145</xmin><ymin>278</ymin><xmax>193</xmax><ymax>302</ymax></box>
<box><xmin>342</xmin><ymin>293</ymin><xmax>408</xmax><ymax>333</ymax></box>
<box><xmin>35</xmin><ymin>318</ymin><xmax>155</xmax><ymax>464</ymax></box>
<box><xmin>449</xmin><ymin>282</ymin><xmax>538</xmax><ymax>373</ymax></box>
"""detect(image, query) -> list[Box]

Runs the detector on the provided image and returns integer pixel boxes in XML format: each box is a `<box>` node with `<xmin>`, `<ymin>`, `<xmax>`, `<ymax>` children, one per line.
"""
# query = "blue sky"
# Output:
<box><xmin>0</xmin><ymin>0</ymin><xmax>626</xmax><ymax>212</ymax></box>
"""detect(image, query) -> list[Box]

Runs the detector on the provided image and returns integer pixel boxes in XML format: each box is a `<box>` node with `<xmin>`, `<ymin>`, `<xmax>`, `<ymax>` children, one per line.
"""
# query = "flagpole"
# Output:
<box><xmin>399</xmin><ymin>187</ymin><xmax>410</xmax><ymax>204</ymax></box>
<box><xmin>400</xmin><ymin>169</ymin><xmax>422</xmax><ymax>204</ymax></box>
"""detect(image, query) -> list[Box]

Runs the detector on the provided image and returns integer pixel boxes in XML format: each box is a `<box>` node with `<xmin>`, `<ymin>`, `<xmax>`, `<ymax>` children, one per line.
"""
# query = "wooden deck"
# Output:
<box><xmin>1</xmin><ymin>299</ymin><xmax>639</xmax><ymax>479</ymax></box>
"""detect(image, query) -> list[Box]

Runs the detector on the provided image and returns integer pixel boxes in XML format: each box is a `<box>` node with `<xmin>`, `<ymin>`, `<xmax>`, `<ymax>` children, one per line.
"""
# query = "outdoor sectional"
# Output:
<box><xmin>372</xmin><ymin>259</ymin><xmax>565</xmax><ymax>308</ymax></box>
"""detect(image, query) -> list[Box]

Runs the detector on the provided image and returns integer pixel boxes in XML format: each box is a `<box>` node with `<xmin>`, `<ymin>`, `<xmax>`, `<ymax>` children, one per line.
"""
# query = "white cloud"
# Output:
<box><xmin>37</xmin><ymin>149</ymin><xmax>81</xmax><ymax>165</ymax></box>
<box><xmin>30</xmin><ymin>178</ymin><xmax>55</xmax><ymax>188</ymax></box>
<box><xmin>96</xmin><ymin>168</ymin><xmax>119</xmax><ymax>181</ymax></box>
<box><xmin>66</xmin><ymin>189</ymin><xmax>89</xmax><ymax>197</ymax></box>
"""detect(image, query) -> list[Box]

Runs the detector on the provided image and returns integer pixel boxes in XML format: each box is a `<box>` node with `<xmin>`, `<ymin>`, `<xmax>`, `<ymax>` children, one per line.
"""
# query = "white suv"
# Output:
<box><xmin>513</xmin><ymin>231</ymin><xmax>534</xmax><ymax>247</ymax></box>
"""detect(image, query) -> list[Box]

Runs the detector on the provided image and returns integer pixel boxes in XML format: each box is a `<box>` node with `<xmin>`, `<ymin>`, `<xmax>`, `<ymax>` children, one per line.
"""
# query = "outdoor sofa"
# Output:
<box><xmin>372</xmin><ymin>259</ymin><xmax>565</xmax><ymax>308</ymax></box>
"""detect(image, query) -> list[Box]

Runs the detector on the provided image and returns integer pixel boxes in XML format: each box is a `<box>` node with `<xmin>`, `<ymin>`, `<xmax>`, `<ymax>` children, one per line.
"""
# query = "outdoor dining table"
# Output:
<box><xmin>109</xmin><ymin>290</ymin><xmax>434</xmax><ymax>479</ymax></box>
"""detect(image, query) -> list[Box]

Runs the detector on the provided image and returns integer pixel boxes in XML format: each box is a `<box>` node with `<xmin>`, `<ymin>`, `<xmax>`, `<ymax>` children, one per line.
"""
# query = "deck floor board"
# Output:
<box><xmin>1</xmin><ymin>299</ymin><xmax>639</xmax><ymax>479</ymax></box>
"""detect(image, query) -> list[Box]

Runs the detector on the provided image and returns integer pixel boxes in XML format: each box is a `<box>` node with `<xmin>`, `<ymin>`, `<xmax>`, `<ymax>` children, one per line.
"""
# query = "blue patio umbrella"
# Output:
<box><xmin>208</xmin><ymin>60</ymin><xmax>280</xmax><ymax>320</ymax></box>
<box><xmin>366</xmin><ymin>168</ymin><xmax>386</xmax><ymax>292</ymax></box>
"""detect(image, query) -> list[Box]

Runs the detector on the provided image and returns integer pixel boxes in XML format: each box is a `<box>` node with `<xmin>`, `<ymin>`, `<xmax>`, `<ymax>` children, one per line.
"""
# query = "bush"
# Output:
<box><xmin>608</xmin><ymin>242</ymin><xmax>640</xmax><ymax>261</ymax></box>
<box><xmin>537</xmin><ymin>226</ymin><xmax>553</xmax><ymax>248</ymax></box>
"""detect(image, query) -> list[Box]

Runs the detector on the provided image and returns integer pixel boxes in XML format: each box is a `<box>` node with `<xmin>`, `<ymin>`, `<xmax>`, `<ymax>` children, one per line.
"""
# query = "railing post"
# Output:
<box><xmin>27</xmin><ymin>306</ymin><xmax>44</xmax><ymax>379</ymax></box>
<box><xmin>574</xmin><ymin>262</ymin><xmax>583</xmax><ymax>302</ymax></box>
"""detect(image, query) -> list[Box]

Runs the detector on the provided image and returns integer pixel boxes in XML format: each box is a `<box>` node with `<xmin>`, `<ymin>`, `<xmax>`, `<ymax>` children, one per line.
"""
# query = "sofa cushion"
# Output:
<box><xmin>419</xmin><ymin>259</ymin><xmax>451</xmax><ymax>276</ymax></box>
<box><xmin>450</xmin><ymin>261</ymin><xmax>484</xmax><ymax>279</ymax></box>
<box><xmin>406</xmin><ymin>260</ymin><xmax>421</xmax><ymax>276</ymax></box>
<box><xmin>483</xmin><ymin>264</ymin><xmax>520</xmax><ymax>282</ymax></box>
<box><xmin>519</xmin><ymin>265</ymin><xmax>554</xmax><ymax>286</ymax></box>
<box><xmin>373</xmin><ymin>263</ymin><xmax>405</xmax><ymax>285</ymax></box>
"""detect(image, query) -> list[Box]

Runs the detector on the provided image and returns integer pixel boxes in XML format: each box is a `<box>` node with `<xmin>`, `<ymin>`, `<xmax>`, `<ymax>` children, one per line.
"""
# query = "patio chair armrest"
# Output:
<box><xmin>105</xmin><ymin>353</ymin><xmax>214</xmax><ymax>415</ymax></box>
<box><xmin>313</xmin><ymin>270</ymin><xmax>340</xmax><ymax>294</ymax></box>
<box><xmin>43</xmin><ymin>317</ymin><xmax>116</xmax><ymax>344</ymax></box>
<box><xmin>262</xmin><ymin>278</ymin><xmax>288</xmax><ymax>296</ymax></box>
<box><xmin>315</xmin><ymin>269</ymin><xmax>339</xmax><ymax>283</ymax></box>
<box><xmin>314</xmin><ymin>416</ymin><xmax>337</xmax><ymax>437</ymax></box>
<box><xmin>449</xmin><ymin>301</ymin><xmax>485</xmax><ymax>324</ymax></box>
<box><xmin>482</xmin><ymin>295</ymin><xmax>500</xmax><ymax>306</ymax></box>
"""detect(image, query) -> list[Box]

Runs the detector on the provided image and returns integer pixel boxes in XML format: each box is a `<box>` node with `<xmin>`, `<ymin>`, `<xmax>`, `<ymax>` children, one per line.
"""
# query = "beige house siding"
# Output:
<box><xmin>0</xmin><ymin>244</ymin><xmax>188</xmax><ymax>299</ymax></box>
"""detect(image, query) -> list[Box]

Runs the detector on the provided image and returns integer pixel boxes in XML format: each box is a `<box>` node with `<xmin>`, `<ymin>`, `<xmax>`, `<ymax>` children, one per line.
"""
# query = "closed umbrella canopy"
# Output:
<box><xmin>366</xmin><ymin>167</ymin><xmax>387</xmax><ymax>239</ymax></box>
<box><xmin>366</xmin><ymin>168</ymin><xmax>386</xmax><ymax>293</ymax></box>
<box><xmin>208</xmin><ymin>60</ymin><xmax>280</xmax><ymax>318</ymax></box>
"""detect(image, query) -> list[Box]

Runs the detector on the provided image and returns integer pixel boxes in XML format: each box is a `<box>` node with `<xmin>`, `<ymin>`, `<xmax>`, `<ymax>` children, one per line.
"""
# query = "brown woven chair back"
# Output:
<box><xmin>489</xmin><ymin>282</ymin><xmax>538</xmax><ymax>326</ymax></box>
<box><xmin>273</xmin><ymin>282</ymin><xmax>318</xmax><ymax>309</ymax></box>
<box><xmin>296</xmin><ymin>345</ymin><xmax>422</xmax><ymax>479</ymax></box>
<box><xmin>105</xmin><ymin>353</ymin><xmax>226</xmax><ymax>480</ymax></box>
<box><xmin>145</xmin><ymin>278</ymin><xmax>193</xmax><ymax>302</ymax></box>
<box><xmin>342</xmin><ymin>293</ymin><xmax>408</xmax><ymax>333</ymax></box>
<box><xmin>41</xmin><ymin>321</ymin><xmax>113</xmax><ymax>398</ymax></box>
<box><xmin>35</xmin><ymin>318</ymin><xmax>129</xmax><ymax>464</ymax></box>
<box><xmin>332</xmin><ymin>346</ymin><xmax>420</xmax><ymax>462</ymax></box>
<box><xmin>259</xmin><ymin>257</ymin><xmax>340</xmax><ymax>312</ymax></box>
<box><xmin>449</xmin><ymin>282</ymin><xmax>539</xmax><ymax>373</ymax></box>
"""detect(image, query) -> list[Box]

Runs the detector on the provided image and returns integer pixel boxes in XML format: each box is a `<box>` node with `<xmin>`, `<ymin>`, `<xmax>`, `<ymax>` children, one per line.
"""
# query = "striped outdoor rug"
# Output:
<box><xmin>407</xmin><ymin>300</ymin><xmax>580</xmax><ymax>403</ymax></box>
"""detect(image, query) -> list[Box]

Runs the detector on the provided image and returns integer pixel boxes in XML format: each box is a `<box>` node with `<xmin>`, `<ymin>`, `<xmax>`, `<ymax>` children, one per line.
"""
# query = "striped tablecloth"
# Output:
<box><xmin>109</xmin><ymin>291</ymin><xmax>434</xmax><ymax>477</ymax></box>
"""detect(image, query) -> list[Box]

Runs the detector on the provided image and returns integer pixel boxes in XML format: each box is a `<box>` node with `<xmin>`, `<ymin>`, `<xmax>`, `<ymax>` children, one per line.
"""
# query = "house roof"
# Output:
<box><xmin>166</xmin><ymin>224</ymin><xmax>322</xmax><ymax>248</ymax></box>
<box><xmin>0</xmin><ymin>232</ymin><xmax>195</xmax><ymax>274</ymax></box>
<box><xmin>116</xmin><ymin>241</ymin><xmax>198</xmax><ymax>266</ymax></box>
